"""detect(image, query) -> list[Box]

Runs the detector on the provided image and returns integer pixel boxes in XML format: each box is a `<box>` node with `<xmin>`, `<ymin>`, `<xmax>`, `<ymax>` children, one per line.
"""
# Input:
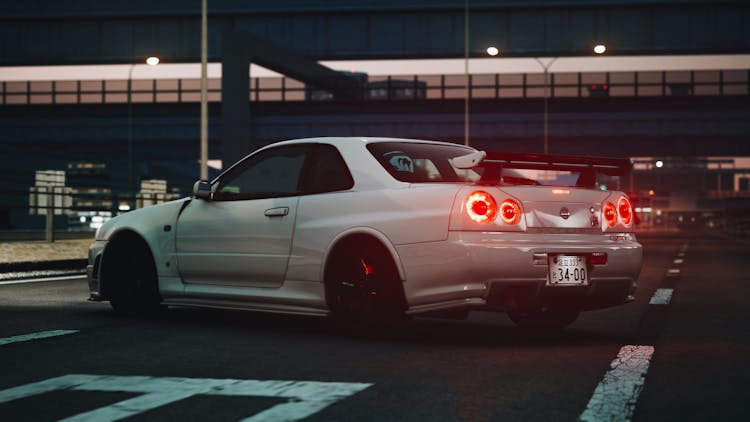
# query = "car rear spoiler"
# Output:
<box><xmin>451</xmin><ymin>150</ymin><xmax>631</xmax><ymax>175</ymax></box>
<box><xmin>450</xmin><ymin>150</ymin><xmax>632</xmax><ymax>187</ymax></box>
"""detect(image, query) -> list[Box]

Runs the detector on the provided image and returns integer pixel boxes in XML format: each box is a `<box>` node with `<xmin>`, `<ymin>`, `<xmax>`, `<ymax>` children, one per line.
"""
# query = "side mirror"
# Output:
<box><xmin>193</xmin><ymin>180</ymin><xmax>212</xmax><ymax>200</ymax></box>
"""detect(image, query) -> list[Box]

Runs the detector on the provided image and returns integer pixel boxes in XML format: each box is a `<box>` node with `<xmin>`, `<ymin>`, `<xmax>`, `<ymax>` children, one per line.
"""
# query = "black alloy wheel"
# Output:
<box><xmin>326</xmin><ymin>240</ymin><xmax>406</xmax><ymax>321</ymax></box>
<box><xmin>107</xmin><ymin>240</ymin><xmax>162</xmax><ymax>316</ymax></box>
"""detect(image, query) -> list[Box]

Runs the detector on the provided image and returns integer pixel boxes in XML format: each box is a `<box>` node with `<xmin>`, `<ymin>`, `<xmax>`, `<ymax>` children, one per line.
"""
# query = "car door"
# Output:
<box><xmin>174</xmin><ymin>144</ymin><xmax>309</xmax><ymax>288</ymax></box>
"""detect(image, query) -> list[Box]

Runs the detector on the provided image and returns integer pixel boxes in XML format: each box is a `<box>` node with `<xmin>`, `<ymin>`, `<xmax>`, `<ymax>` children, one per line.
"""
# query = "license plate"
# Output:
<box><xmin>547</xmin><ymin>255</ymin><xmax>588</xmax><ymax>286</ymax></box>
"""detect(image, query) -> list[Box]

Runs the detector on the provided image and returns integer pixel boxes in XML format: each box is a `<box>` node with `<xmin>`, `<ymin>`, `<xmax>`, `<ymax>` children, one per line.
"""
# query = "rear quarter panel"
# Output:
<box><xmin>285</xmin><ymin>184</ymin><xmax>462</xmax><ymax>282</ymax></box>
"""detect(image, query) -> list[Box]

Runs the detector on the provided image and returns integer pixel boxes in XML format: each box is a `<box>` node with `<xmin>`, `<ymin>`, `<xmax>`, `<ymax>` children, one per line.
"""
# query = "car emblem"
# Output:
<box><xmin>559</xmin><ymin>207</ymin><xmax>571</xmax><ymax>220</ymax></box>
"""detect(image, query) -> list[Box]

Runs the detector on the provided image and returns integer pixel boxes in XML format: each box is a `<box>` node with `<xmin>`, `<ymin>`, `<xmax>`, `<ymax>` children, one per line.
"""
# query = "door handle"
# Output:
<box><xmin>264</xmin><ymin>207</ymin><xmax>289</xmax><ymax>217</ymax></box>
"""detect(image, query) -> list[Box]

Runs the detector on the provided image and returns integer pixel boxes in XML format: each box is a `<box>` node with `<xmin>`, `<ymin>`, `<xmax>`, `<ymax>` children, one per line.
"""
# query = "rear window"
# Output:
<box><xmin>367</xmin><ymin>142</ymin><xmax>478</xmax><ymax>183</ymax></box>
<box><xmin>367</xmin><ymin>142</ymin><xmax>620</xmax><ymax>188</ymax></box>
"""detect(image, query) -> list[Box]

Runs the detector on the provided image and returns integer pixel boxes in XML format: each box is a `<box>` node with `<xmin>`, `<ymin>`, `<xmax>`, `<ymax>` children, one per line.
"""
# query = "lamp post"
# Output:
<box><xmin>200</xmin><ymin>0</ymin><xmax>209</xmax><ymax>180</ymax></box>
<box><xmin>532</xmin><ymin>57</ymin><xmax>558</xmax><ymax>155</ymax></box>
<box><xmin>128</xmin><ymin>57</ymin><xmax>159</xmax><ymax>201</ymax></box>
<box><xmin>463</xmin><ymin>0</ymin><xmax>470</xmax><ymax>146</ymax></box>
<box><xmin>483</xmin><ymin>43</ymin><xmax>607</xmax><ymax>154</ymax></box>
<box><xmin>484</xmin><ymin>46</ymin><xmax>555</xmax><ymax>154</ymax></box>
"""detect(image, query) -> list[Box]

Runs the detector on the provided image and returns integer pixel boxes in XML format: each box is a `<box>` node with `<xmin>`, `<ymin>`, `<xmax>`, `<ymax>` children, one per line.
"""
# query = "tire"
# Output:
<box><xmin>105</xmin><ymin>235</ymin><xmax>162</xmax><ymax>316</ymax></box>
<box><xmin>507</xmin><ymin>307</ymin><xmax>580</xmax><ymax>331</ymax></box>
<box><xmin>325</xmin><ymin>238</ymin><xmax>406</xmax><ymax>321</ymax></box>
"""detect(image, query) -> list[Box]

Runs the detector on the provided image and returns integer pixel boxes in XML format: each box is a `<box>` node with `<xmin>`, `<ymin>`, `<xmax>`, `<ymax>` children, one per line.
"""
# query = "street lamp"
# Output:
<box><xmin>483</xmin><ymin>43</ymin><xmax>607</xmax><ymax>154</ymax></box>
<box><xmin>463</xmin><ymin>0</ymin><xmax>469</xmax><ymax>146</ymax></box>
<box><xmin>532</xmin><ymin>57</ymin><xmax>558</xmax><ymax>155</ymax></box>
<box><xmin>128</xmin><ymin>56</ymin><xmax>159</xmax><ymax>200</ymax></box>
<box><xmin>200</xmin><ymin>0</ymin><xmax>209</xmax><ymax>180</ymax></box>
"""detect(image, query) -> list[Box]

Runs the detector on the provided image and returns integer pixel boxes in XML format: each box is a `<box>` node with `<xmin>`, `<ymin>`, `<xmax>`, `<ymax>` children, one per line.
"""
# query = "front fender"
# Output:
<box><xmin>97</xmin><ymin>198</ymin><xmax>191</xmax><ymax>278</ymax></box>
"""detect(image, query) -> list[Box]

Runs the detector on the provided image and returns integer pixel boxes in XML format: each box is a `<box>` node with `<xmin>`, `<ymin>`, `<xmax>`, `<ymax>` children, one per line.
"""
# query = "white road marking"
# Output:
<box><xmin>0</xmin><ymin>274</ymin><xmax>86</xmax><ymax>285</ymax></box>
<box><xmin>0</xmin><ymin>374</ymin><xmax>372</xmax><ymax>422</ymax></box>
<box><xmin>673</xmin><ymin>258</ymin><xmax>684</xmax><ymax>265</ymax></box>
<box><xmin>0</xmin><ymin>329</ymin><xmax>79</xmax><ymax>346</ymax></box>
<box><xmin>677</xmin><ymin>252</ymin><xmax>686</xmax><ymax>258</ymax></box>
<box><xmin>579</xmin><ymin>345</ymin><xmax>655</xmax><ymax>422</ymax></box>
<box><xmin>648</xmin><ymin>288</ymin><xmax>674</xmax><ymax>305</ymax></box>
<box><xmin>667</xmin><ymin>268</ymin><xmax>680</xmax><ymax>276</ymax></box>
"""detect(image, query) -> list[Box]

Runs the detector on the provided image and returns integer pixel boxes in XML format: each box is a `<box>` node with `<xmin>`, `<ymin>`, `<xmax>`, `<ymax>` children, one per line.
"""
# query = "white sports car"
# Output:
<box><xmin>87</xmin><ymin>137</ymin><xmax>642</xmax><ymax>330</ymax></box>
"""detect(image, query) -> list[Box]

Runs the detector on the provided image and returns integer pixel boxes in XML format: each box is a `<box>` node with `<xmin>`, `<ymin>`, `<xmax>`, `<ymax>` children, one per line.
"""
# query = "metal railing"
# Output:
<box><xmin>1</xmin><ymin>69</ymin><xmax>748</xmax><ymax>106</ymax></box>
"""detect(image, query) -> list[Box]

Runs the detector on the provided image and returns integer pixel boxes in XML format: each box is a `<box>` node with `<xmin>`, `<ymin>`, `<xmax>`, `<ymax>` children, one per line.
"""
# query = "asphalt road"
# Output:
<box><xmin>0</xmin><ymin>233</ymin><xmax>747</xmax><ymax>421</ymax></box>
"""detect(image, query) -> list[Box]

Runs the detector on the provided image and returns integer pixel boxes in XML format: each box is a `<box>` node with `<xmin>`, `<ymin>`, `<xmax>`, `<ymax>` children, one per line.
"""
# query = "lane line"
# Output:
<box><xmin>648</xmin><ymin>288</ymin><xmax>674</xmax><ymax>305</ymax></box>
<box><xmin>0</xmin><ymin>329</ymin><xmax>79</xmax><ymax>346</ymax></box>
<box><xmin>666</xmin><ymin>268</ymin><xmax>680</xmax><ymax>276</ymax></box>
<box><xmin>579</xmin><ymin>345</ymin><xmax>655</xmax><ymax>422</ymax></box>
<box><xmin>0</xmin><ymin>274</ymin><xmax>86</xmax><ymax>286</ymax></box>
<box><xmin>673</xmin><ymin>258</ymin><xmax>684</xmax><ymax>265</ymax></box>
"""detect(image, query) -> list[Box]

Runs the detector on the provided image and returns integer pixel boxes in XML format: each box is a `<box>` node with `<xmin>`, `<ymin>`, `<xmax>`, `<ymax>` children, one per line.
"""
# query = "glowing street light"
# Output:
<box><xmin>486</xmin><ymin>46</ymin><xmax>500</xmax><ymax>56</ymax></box>
<box><xmin>146</xmin><ymin>56</ymin><xmax>160</xmax><ymax>66</ymax></box>
<box><xmin>593</xmin><ymin>44</ymin><xmax>607</xmax><ymax>55</ymax></box>
<box><xmin>655</xmin><ymin>160</ymin><xmax>664</xmax><ymax>168</ymax></box>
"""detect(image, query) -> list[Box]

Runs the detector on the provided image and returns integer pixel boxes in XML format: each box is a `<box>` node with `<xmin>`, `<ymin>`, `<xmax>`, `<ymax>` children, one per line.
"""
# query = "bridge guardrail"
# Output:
<box><xmin>1</xmin><ymin>69</ymin><xmax>748</xmax><ymax>106</ymax></box>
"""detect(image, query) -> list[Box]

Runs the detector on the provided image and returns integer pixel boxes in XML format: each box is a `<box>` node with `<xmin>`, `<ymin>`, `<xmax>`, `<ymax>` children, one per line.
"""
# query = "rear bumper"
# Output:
<box><xmin>397</xmin><ymin>231</ymin><xmax>642</xmax><ymax>314</ymax></box>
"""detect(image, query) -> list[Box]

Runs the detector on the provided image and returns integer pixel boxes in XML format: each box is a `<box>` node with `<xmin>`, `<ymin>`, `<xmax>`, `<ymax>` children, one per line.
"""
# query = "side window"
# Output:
<box><xmin>301</xmin><ymin>145</ymin><xmax>354</xmax><ymax>194</ymax></box>
<box><xmin>214</xmin><ymin>146</ymin><xmax>307</xmax><ymax>200</ymax></box>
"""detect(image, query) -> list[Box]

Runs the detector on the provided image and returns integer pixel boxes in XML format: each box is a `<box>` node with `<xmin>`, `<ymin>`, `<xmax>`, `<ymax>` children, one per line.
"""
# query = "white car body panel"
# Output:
<box><xmin>88</xmin><ymin>137</ymin><xmax>643</xmax><ymax>320</ymax></box>
<box><xmin>175</xmin><ymin>196</ymin><xmax>299</xmax><ymax>287</ymax></box>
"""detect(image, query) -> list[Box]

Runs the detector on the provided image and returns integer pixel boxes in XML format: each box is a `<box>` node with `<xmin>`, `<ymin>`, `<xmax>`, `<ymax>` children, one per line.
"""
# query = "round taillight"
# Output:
<box><xmin>618</xmin><ymin>196</ymin><xmax>633</xmax><ymax>226</ymax></box>
<box><xmin>500</xmin><ymin>199</ymin><xmax>522</xmax><ymax>225</ymax></box>
<box><xmin>603</xmin><ymin>202</ymin><xmax>617</xmax><ymax>227</ymax></box>
<box><xmin>466</xmin><ymin>191</ymin><xmax>497</xmax><ymax>224</ymax></box>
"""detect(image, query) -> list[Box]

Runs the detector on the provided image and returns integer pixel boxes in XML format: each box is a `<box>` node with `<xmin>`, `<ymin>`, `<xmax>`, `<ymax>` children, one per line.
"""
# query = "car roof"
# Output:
<box><xmin>229</xmin><ymin>137</ymin><xmax>475</xmax><ymax>190</ymax></box>
<box><xmin>264</xmin><ymin>136</ymin><xmax>475</xmax><ymax>150</ymax></box>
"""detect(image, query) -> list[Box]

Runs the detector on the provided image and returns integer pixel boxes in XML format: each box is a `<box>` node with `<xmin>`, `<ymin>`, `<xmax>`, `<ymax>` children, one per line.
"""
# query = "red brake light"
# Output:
<box><xmin>618</xmin><ymin>196</ymin><xmax>633</xmax><ymax>226</ymax></box>
<box><xmin>466</xmin><ymin>191</ymin><xmax>498</xmax><ymax>224</ymax></box>
<box><xmin>500</xmin><ymin>199</ymin><xmax>522</xmax><ymax>225</ymax></box>
<box><xmin>603</xmin><ymin>202</ymin><xmax>617</xmax><ymax>227</ymax></box>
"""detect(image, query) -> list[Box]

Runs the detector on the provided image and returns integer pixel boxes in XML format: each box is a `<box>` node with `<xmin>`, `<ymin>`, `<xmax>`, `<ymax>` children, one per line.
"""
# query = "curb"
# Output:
<box><xmin>0</xmin><ymin>259</ymin><xmax>88</xmax><ymax>273</ymax></box>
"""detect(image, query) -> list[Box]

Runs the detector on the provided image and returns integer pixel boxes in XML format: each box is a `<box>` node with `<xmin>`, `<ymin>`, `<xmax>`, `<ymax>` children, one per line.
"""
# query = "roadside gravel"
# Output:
<box><xmin>0</xmin><ymin>238</ymin><xmax>93</xmax><ymax>263</ymax></box>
